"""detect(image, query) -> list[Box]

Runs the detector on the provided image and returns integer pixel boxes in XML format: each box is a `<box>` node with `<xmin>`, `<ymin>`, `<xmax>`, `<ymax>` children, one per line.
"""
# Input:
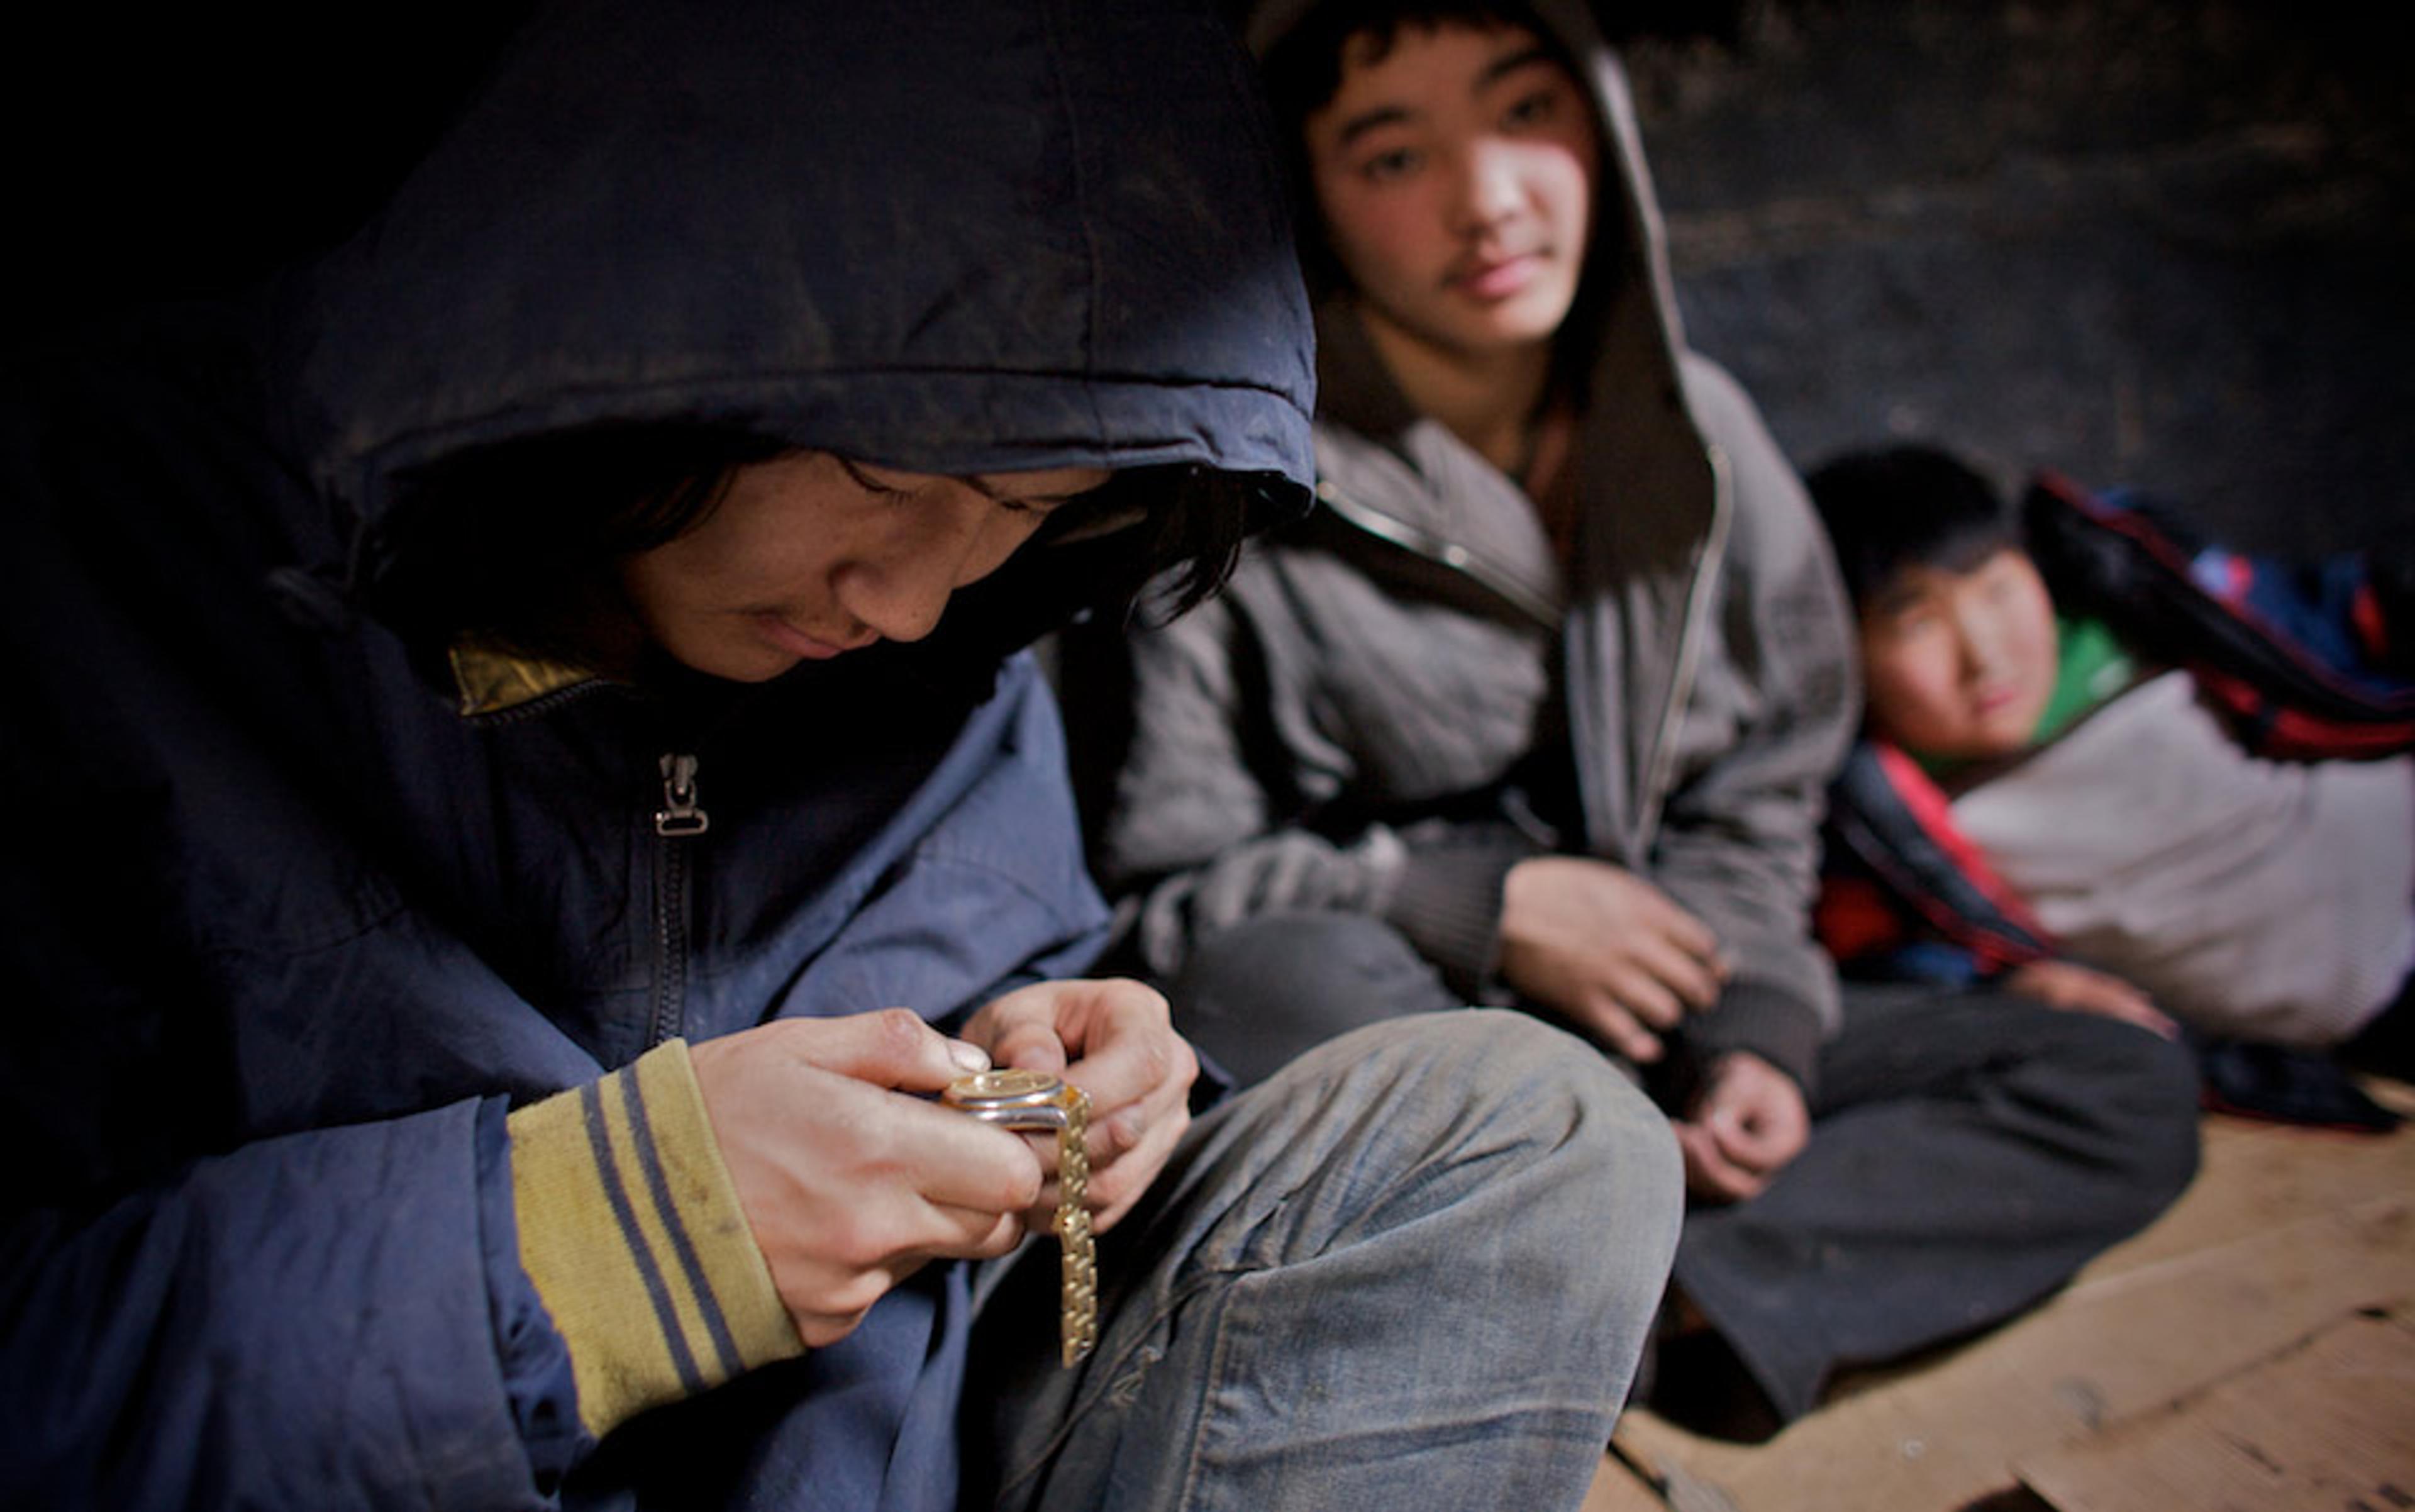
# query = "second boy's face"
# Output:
<box><xmin>1858</xmin><ymin>549</ymin><xmax>2062</xmax><ymax>760</ymax></box>
<box><xmin>1304</xmin><ymin>21</ymin><xmax>1599</xmax><ymax>364</ymax></box>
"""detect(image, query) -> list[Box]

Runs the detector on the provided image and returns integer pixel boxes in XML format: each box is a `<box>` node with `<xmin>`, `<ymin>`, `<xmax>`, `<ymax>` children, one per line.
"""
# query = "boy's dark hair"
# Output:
<box><xmin>1805</xmin><ymin>444</ymin><xmax>2023</xmax><ymax>609</ymax></box>
<box><xmin>1260</xmin><ymin>1</ymin><xmax>1557</xmax><ymax>126</ymax></box>
<box><xmin>366</xmin><ymin>423</ymin><xmax>1255</xmax><ymax>679</ymax></box>
<box><xmin>367</xmin><ymin>424</ymin><xmax>788</xmax><ymax>672</ymax></box>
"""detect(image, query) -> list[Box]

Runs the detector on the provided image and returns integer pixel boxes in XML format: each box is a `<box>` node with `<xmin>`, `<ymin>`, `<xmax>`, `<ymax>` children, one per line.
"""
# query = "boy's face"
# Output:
<box><xmin>1302</xmin><ymin>20</ymin><xmax>1598</xmax><ymax>365</ymax></box>
<box><xmin>1858</xmin><ymin>548</ymin><xmax>2062</xmax><ymax>760</ymax></box>
<box><xmin>619</xmin><ymin>452</ymin><xmax>1106</xmax><ymax>682</ymax></box>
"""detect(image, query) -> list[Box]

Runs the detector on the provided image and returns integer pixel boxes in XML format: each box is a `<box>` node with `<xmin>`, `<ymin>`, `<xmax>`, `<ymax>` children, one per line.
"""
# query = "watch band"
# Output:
<box><xmin>943</xmin><ymin>1068</ymin><xmax>1099</xmax><ymax>1366</ymax></box>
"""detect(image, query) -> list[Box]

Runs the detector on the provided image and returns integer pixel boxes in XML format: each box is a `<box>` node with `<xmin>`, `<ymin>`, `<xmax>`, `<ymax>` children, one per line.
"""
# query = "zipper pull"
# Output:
<box><xmin>655</xmin><ymin>752</ymin><xmax>710</xmax><ymax>837</ymax></box>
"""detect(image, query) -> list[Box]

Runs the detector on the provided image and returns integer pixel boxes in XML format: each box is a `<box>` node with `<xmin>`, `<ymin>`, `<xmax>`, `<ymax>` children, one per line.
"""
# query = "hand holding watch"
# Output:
<box><xmin>942</xmin><ymin>1068</ymin><xmax>1098</xmax><ymax>1366</ymax></box>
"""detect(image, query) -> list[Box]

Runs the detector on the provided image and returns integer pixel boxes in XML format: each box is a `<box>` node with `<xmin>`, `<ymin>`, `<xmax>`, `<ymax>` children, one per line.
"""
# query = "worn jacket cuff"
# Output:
<box><xmin>1684</xmin><ymin>980</ymin><xmax>1825</xmax><ymax>1098</ymax></box>
<box><xmin>1384</xmin><ymin>838</ymin><xmax>1535</xmax><ymax>999</ymax></box>
<box><xmin>477</xmin><ymin>1098</ymin><xmax>585</xmax><ymax>1491</ymax></box>
<box><xmin>507</xmin><ymin>1040</ymin><xmax>802</xmax><ymax>1440</ymax></box>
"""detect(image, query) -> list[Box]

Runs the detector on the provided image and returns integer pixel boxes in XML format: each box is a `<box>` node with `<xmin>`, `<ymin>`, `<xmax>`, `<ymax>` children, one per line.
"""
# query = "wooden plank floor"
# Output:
<box><xmin>1587</xmin><ymin>1080</ymin><xmax>2415</xmax><ymax>1512</ymax></box>
<box><xmin>2013</xmin><ymin>1310</ymin><xmax>2415</xmax><ymax>1511</ymax></box>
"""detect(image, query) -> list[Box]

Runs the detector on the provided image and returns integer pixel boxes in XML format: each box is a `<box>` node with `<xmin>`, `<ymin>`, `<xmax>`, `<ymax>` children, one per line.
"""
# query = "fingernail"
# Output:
<box><xmin>947</xmin><ymin>1040</ymin><xmax>991</xmax><ymax>1073</ymax></box>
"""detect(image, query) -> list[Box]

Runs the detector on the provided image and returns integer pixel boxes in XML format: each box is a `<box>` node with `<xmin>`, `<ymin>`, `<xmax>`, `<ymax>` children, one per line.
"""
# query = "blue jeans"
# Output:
<box><xmin>962</xmin><ymin>1011</ymin><xmax>1682</xmax><ymax>1511</ymax></box>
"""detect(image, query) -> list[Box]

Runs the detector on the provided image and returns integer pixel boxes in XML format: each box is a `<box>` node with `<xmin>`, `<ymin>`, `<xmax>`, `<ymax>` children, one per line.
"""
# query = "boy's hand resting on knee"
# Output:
<box><xmin>2004</xmin><ymin>959</ymin><xmax>2179</xmax><ymax>1039</ymax></box>
<box><xmin>1672</xmin><ymin>1052</ymin><xmax>1809</xmax><ymax>1204</ymax></box>
<box><xmin>1498</xmin><ymin>856</ymin><xmax>1729</xmax><ymax>1063</ymax></box>
<box><xmin>961</xmin><ymin>978</ymin><xmax>1197</xmax><ymax>1234</ymax></box>
<box><xmin>690</xmin><ymin>1010</ymin><xmax>1046</xmax><ymax>1347</ymax></box>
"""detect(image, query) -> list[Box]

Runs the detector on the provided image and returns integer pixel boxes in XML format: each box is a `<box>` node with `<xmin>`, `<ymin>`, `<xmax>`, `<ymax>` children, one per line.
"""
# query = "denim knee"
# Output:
<box><xmin>1307</xmin><ymin>1011</ymin><xmax>1685</xmax><ymax>1281</ymax></box>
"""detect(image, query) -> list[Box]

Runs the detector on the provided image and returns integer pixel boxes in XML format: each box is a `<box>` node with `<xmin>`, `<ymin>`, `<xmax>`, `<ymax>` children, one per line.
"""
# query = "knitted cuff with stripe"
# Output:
<box><xmin>507</xmin><ymin>1040</ymin><xmax>802</xmax><ymax>1438</ymax></box>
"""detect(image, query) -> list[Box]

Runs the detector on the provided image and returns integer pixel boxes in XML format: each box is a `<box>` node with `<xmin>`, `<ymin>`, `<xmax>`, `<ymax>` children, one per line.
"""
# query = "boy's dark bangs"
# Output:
<box><xmin>1808</xmin><ymin>445</ymin><xmax>2022</xmax><ymax>608</ymax></box>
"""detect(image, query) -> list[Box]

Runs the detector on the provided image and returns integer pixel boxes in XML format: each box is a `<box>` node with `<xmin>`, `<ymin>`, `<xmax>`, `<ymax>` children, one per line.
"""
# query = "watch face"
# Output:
<box><xmin>943</xmin><ymin>1067</ymin><xmax>1063</xmax><ymax>1108</ymax></box>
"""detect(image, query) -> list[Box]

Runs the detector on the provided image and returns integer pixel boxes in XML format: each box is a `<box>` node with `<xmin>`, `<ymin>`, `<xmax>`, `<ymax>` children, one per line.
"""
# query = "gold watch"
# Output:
<box><xmin>943</xmin><ymin>1068</ymin><xmax>1098</xmax><ymax>1366</ymax></box>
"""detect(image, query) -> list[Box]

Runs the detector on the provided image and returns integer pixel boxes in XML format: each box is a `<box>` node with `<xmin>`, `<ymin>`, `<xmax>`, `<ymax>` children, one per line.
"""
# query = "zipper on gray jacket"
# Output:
<box><xmin>1314</xmin><ymin>479</ymin><xmax>1563</xmax><ymax>629</ymax></box>
<box><xmin>1635</xmin><ymin>442</ymin><xmax>1733</xmax><ymax>845</ymax></box>
<box><xmin>650</xmin><ymin>752</ymin><xmax>708</xmax><ymax>1045</ymax></box>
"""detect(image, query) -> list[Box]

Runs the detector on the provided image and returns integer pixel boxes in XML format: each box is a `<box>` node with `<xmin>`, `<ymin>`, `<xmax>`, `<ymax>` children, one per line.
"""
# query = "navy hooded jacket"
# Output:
<box><xmin>0</xmin><ymin>2</ymin><xmax>1311</xmax><ymax>1507</ymax></box>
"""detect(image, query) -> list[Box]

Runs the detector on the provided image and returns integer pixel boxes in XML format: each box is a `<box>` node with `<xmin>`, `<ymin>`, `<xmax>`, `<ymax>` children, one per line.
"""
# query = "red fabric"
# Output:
<box><xmin>2353</xmin><ymin>582</ymin><xmax>2390</xmax><ymax>665</ymax></box>
<box><xmin>1816</xmin><ymin>875</ymin><xmax>1906</xmax><ymax>962</ymax></box>
<box><xmin>2219</xmin><ymin>552</ymin><xmax>2253</xmax><ymax>603</ymax></box>
<box><xmin>1871</xmin><ymin>744</ymin><xmax>2057</xmax><ymax>970</ymax></box>
<box><xmin>2196</xmin><ymin>669</ymin><xmax>2415</xmax><ymax>760</ymax></box>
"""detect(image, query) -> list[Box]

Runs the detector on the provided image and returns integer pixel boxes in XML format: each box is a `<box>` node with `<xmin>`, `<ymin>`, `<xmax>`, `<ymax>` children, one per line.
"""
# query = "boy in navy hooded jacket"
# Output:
<box><xmin>0</xmin><ymin>3</ymin><xmax>1682</xmax><ymax>1507</ymax></box>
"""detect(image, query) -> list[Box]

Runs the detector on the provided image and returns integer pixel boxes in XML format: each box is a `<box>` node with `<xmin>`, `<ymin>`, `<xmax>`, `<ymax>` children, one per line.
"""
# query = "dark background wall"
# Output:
<box><xmin>1611</xmin><ymin>0</ymin><xmax>2413</xmax><ymax>555</ymax></box>
<box><xmin>16</xmin><ymin>2</ymin><xmax>2407</xmax><ymax>556</ymax></box>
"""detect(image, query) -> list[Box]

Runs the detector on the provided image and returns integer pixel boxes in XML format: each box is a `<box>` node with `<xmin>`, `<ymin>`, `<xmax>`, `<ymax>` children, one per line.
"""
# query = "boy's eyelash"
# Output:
<box><xmin>837</xmin><ymin>457</ymin><xmax>911</xmax><ymax>498</ymax></box>
<box><xmin>1506</xmin><ymin>90</ymin><xmax>1555</xmax><ymax>124</ymax></box>
<box><xmin>838</xmin><ymin>455</ymin><xmax>1058</xmax><ymax>515</ymax></box>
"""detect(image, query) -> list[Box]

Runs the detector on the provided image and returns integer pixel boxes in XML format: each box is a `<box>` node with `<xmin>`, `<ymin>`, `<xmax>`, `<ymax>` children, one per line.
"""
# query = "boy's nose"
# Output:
<box><xmin>1955</xmin><ymin>615</ymin><xmax>2009</xmax><ymax>681</ymax></box>
<box><xmin>833</xmin><ymin>486</ymin><xmax>1022</xmax><ymax>644</ymax></box>
<box><xmin>1450</xmin><ymin>143</ymin><xmax>1524</xmax><ymax>234</ymax></box>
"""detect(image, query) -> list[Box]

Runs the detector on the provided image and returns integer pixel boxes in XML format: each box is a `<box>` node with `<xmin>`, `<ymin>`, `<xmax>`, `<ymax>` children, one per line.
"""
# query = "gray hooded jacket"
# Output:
<box><xmin>1077</xmin><ymin>0</ymin><xmax>1857</xmax><ymax>1086</ymax></box>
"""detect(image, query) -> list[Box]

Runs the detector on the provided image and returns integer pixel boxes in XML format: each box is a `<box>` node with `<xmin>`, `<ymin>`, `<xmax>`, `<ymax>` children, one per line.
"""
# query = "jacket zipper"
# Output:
<box><xmin>1634</xmin><ymin>440</ymin><xmax>1733</xmax><ymax>847</ymax></box>
<box><xmin>1321</xmin><ymin>448</ymin><xmax>1731</xmax><ymax>856</ymax></box>
<box><xmin>462</xmin><ymin>676</ymin><xmax>614</xmax><ymax>727</ymax></box>
<box><xmin>649</xmin><ymin>752</ymin><xmax>709</xmax><ymax>1046</ymax></box>
<box><xmin>1313</xmin><ymin>479</ymin><xmax>1563</xmax><ymax>630</ymax></box>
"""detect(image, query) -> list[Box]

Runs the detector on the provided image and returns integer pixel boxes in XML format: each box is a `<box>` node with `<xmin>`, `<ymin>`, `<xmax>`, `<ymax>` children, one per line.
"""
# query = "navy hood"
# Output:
<box><xmin>278</xmin><ymin>0</ymin><xmax>1316</xmax><ymax>545</ymax></box>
